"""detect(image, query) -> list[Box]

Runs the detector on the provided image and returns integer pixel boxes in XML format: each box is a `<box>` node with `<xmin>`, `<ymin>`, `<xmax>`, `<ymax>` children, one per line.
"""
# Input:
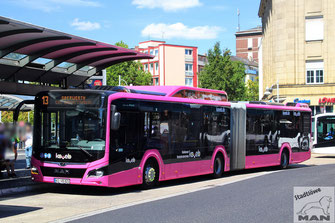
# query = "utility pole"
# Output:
<box><xmin>237</xmin><ymin>8</ymin><xmax>241</xmax><ymax>32</ymax></box>
<box><xmin>276</xmin><ymin>79</ymin><xmax>279</xmax><ymax>103</ymax></box>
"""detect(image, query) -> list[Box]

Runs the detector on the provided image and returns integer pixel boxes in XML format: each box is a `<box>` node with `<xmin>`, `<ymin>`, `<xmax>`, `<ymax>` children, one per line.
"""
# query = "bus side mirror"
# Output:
<box><xmin>111</xmin><ymin>105</ymin><xmax>121</xmax><ymax>130</ymax></box>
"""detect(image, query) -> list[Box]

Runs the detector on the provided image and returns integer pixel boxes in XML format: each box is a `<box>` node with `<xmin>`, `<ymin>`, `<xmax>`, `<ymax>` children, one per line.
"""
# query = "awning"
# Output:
<box><xmin>0</xmin><ymin>94</ymin><xmax>34</xmax><ymax>111</ymax></box>
<box><xmin>0</xmin><ymin>16</ymin><xmax>154</xmax><ymax>95</ymax></box>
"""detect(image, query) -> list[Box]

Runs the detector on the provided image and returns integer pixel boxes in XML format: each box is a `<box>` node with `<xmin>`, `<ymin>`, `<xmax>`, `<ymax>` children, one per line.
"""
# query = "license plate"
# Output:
<box><xmin>54</xmin><ymin>178</ymin><xmax>70</xmax><ymax>184</ymax></box>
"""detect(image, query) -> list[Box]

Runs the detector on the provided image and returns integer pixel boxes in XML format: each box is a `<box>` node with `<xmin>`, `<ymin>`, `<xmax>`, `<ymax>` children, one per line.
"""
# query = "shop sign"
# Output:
<box><xmin>294</xmin><ymin>98</ymin><xmax>311</xmax><ymax>104</ymax></box>
<box><xmin>319</xmin><ymin>97</ymin><xmax>335</xmax><ymax>104</ymax></box>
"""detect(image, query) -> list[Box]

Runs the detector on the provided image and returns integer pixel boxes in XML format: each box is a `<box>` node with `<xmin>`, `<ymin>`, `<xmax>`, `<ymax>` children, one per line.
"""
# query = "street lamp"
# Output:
<box><xmin>261</xmin><ymin>80</ymin><xmax>280</xmax><ymax>103</ymax></box>
<box><xmin>261</xmin><ymin>88</ymin><xmax>271</xmax><ymax>100</ymax></box>
<box><xmin>118</xmin><ymin>75</ymin><xmax>128</xmax><ymax>86</ymax></box>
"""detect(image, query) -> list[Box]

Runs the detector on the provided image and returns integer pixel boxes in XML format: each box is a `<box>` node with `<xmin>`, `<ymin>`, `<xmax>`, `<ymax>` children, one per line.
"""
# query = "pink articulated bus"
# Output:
<box><xmin>30</xmin><ymin>86</ymin><xmax>311</xmax><ymax>188</ymax></box>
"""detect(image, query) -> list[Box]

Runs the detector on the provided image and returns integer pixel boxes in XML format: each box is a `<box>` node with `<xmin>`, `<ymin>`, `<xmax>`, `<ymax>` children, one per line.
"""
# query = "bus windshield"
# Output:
<box><xmin>40</xmin><ymin>109</ymin><xmax>105</xmax><ymax>148</ymax></box>
<box><xmin>317</xmin><ymin>116</ymin><xmax>335</xmax><ymax>144</ymax></box>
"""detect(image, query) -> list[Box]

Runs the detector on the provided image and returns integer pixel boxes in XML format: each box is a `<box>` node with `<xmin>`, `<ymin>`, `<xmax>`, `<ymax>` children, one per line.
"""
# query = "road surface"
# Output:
<box><xmin>0</xmin><ymin>154</ymin><xmax>334</xmax><ymax>222</ymax></box>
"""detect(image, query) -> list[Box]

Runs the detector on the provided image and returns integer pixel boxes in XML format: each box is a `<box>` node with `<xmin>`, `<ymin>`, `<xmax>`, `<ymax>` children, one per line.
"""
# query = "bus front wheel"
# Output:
<box><xmin>142</xmin><ymin>159</ymin><xmax>159</xmax><ymax>189</ymax></box>
<box><xmin>212</xmin><ymin>154</ymin><xmax>224</xmax><ymax>178</ymax></box>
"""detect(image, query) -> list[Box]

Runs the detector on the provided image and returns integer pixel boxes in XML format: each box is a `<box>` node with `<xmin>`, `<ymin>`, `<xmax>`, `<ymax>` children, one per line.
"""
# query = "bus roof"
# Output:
<box><xmin>126</xmin><ymin>86</ymin><xmax>228</xmax><ymax>97</ymax></box>
<box><xmin>42</xmin><ymin>87</ymin><xmax>310</xmax><ymax>112</ymax></box>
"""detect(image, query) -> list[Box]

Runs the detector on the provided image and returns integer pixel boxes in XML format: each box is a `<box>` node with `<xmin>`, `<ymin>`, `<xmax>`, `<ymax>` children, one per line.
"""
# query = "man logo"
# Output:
<box><xmin>294</xmin><ymin>187</ymin><xmax>334</xmax><ymax>223</ymax></box>
<box><xmin>297</xmin><ymin>196</ymin><xmax>332</xmax><ymax>216</ymax></box>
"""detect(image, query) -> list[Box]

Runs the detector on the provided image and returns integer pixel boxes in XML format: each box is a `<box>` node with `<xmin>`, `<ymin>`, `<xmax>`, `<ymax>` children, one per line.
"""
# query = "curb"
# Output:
<box><xmin>0</xmin><ymin>183</ymin><xmax>49</xmax><ymax>197</ymax></box>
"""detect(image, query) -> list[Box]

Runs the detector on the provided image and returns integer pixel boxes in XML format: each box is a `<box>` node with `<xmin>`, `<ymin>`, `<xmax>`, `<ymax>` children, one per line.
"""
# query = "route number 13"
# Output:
<box><xmin>42</xmin><ymin>96</ymin><xmax>49</xmax><ymax>105</ymax></box>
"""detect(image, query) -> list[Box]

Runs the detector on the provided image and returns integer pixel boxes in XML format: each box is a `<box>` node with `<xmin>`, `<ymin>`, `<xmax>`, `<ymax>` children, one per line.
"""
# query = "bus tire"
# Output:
<box><xmin>280</xmin><ymin>150</ymin><xmax>289</xmax><ymax>169</ymax></box>
<box><xmin>142</xmin><ymin>159</ymin><xmax>159</xmax><ymax>189</ymax></box>
<box><xmin>212</xmin><ymin>154</ymin><xmax>224</xmax><ymax>178</ymax></box>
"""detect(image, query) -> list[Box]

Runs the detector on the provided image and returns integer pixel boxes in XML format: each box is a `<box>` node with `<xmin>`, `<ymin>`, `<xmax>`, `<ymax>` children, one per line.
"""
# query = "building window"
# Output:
<box><xmin>144</xmin><ymin>50</ymin><xmax>148</xmax><ymax>54</ymax></box>
<box><xmin>185</xmin><ymin>49</ymin><xmax>193</xmax><ymax>55</ymax></box>
<box><xmin>155</xmin><ymin>62</ymin><xmax>159</xmax><ymax>72</ymax></box>
<box><xmin>150</xmin><ymin>49</ymin><xmax>154</xmax><ymax>55</ymax></box>
<box><xmin>150</xmin><ymin>63</ymin><xmax>154</xmax><ymax>73</ymax></box>
<box><xmin>306</xmin><ymin>60</ymin><xmax>324</xmax><ymax>84</ymax></box>
<box><xmin>154</xmin><ymin>49</ymin><xmax>158</xmax><ymax>56</ymax></box>
<box><xmin>185</xmin><ymin>77</ymin><xmax>193</xmax><ymax>86</ymax></box>
<box><xmin>185</xmin><ymin>64</ymin><xmax>193</xmax><ymax>76</ymax></box>
<box><xmin>326</xmin><ymin>106</ymin><xmax>333</xmax><ymax>113</ymax></box>
<box><xmin>310</xmin><ymin>106</ymin><xmax>333</xmax><ymax>116</ymax></box>
<box><xmin>306</xmin><ymin>17</ymin><xmax>324</xmax><ymax>41</ymax></box>
<box><xmin>144</xmin><ymin>64</ymin><xmax>148</xmax><ymax>71</ymax></box>
<box><xmin>248</xmin><ymin>38</ymin><xmax>252</xmax><ymax>49</ymax></box>
<box><xmin>153</xmin><ymin>77</ymin><xmax>159</xmax><ymax>86</ymax></box>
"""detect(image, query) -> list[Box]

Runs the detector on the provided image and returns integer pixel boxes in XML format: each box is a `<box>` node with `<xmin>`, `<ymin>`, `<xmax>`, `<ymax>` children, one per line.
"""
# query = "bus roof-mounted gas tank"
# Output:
<box><xmin>126</xmin><ymin>86</ymin><xmax>228</xmax><ymax>102</ymax></box>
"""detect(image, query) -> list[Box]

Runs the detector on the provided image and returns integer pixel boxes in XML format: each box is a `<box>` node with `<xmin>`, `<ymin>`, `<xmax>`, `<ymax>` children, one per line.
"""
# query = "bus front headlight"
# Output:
<box><xmin>88</xmin><ymin>169</ymin><xmax>104</xmax><ymax>178</ymax></box>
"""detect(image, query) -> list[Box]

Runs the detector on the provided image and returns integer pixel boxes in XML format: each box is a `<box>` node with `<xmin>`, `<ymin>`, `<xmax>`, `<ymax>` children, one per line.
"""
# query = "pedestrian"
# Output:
<box><xmin>22</xmin><ymin>124</ymin><xmax>33</xmax><ymax>169</ymax></box>
<box><xmin>0</xmin><ymin>124</ymin><xmax>16</xmax><ymax>178</ymax></box>
<box><xmin>9</xmin><ymin>125</ymin><xmax>18</xmax><ymax>176</ymax></box>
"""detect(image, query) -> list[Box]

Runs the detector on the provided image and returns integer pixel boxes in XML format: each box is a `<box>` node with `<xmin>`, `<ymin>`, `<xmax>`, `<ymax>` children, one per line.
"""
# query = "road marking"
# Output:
<box><xmin>0</xmin><ymin>176</ymin><xmax>30</xmax><ymax>182</ymax></box>
<box><xmin>51</xmin><ymin>171</ymin><xmax>276</xmax><ymax>223</ymax></box>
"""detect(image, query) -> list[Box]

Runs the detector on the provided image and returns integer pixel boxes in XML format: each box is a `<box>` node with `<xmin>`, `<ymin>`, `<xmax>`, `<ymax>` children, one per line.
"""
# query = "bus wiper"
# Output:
<box><xmin>78</xmin><ymin>147</ymin><xmax>93</xmax><ymax>160</ymax></box>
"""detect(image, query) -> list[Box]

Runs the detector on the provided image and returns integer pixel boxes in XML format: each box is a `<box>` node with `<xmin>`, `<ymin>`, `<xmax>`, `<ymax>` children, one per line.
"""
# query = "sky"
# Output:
<box><xmin>0</xmin><ymin>0</ymin><xmax>261</xmax><ymax>55</ymax></box>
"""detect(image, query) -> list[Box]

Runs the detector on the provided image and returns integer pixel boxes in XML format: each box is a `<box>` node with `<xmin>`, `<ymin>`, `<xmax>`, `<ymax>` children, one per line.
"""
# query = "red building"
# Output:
<box><xmin>235</xmin><ymin>26</ymin><xmax>262</xmax><ymax>63</ymax></box>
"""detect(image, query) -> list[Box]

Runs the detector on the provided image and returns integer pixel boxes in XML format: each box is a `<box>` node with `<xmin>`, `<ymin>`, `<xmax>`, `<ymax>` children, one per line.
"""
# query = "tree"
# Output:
<box><xmin>106</xmin><ymin>41</ymin><xmax>152</xmax><ymax>86</ymax></box>
<box><xmin>1</xmin><ymin>111</ymin><xmax>34</xmax><ymax>124</ymax></box>
<box><xmin>199</xmin><ymin>42</ymin><xmax>246</xmax><ymax>101</ymax></box>
<box><xmin>245</xmin><ymin>77</ymin><xmax>259</xmax><ymax>101</ymax></box>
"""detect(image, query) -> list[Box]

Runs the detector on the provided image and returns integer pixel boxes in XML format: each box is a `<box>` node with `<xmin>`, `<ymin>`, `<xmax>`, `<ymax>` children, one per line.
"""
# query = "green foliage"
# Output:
<box><xmin>1</xmin><ymin>111</ymin><xmax>34</xmax><ymax>124</ymax></box>
<box><xmin>199</xmin><ymin>42</ymin><xmax>247</xmax><ymax>101</ymax></box>
<box><xmin>106</xmin><ymin>41</ymin><xmax>152</xmax><ymax>86</ymax></box>
<box><xmin>245</xmin><ymin>77</ymin><xmax>259</xmax><ymax>101</ymax></box>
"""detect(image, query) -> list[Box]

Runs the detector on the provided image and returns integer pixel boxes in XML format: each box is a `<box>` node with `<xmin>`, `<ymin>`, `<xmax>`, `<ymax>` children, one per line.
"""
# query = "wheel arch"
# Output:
<box><xmin>139</xmin><ymin>149</ymin><xmax>164</xmax><ymax>182</ymax></box>
<box><xmin>279</xmin><ymin>143</ymin><xmax>292</xmax><ymax>164</ymax></box>
<box><xmin>211</xmin><ymin>146</ymin><xmax>229</xmax><ymax>172</ymax></box>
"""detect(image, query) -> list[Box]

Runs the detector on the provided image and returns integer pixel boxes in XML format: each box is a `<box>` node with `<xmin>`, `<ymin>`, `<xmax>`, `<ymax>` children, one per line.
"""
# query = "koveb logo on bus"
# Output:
<box><xmin>319</xmin><ymin>97</ymin><xmax>335</xmax><ymax>104</ymax></box>
<box><xmin>55</xmin><ymin>153</ymin><xmax>72</xmax><ymax>160</ymax></box>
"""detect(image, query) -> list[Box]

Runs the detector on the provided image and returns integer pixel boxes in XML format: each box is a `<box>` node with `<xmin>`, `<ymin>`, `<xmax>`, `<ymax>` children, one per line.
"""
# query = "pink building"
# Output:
<box><xmin>136</xmin><ymin>41</ymin><xmax>198</xmax><ymax>87</ymax></box>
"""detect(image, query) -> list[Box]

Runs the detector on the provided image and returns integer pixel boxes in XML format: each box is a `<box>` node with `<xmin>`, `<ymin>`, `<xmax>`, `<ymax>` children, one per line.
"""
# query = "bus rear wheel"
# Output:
<box><xmin>142</xmin><ymin>160</ymin><xmax>158</xmax><ymax>189</ymax></box>
<box><xmin>280</xmin><ymin>151</ymin><xmax>289</xmax><ymax>169</ymax></box>
<box><xmin>212</xmin><ymin>154</ymin><xmax>224</xmax><ymax>178</ymax></box>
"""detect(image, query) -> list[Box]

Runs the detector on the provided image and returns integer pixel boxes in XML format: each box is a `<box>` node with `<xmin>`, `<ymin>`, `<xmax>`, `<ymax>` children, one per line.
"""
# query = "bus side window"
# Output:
<box><xmin>139</xmin><ymin>101</ymin><xmax>170</xmax><ymax>154</ymax></box>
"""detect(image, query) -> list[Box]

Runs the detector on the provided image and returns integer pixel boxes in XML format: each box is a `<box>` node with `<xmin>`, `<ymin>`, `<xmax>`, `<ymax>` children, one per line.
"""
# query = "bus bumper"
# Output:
<box><xmin>31</xmin><ymin>158</ymin><xmax>142</xmax><ymax>188</ymax></box>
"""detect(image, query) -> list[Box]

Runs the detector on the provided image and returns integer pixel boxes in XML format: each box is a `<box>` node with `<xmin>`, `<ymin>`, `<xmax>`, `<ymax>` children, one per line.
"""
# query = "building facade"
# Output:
<box><xmin>235</xmin><ymin>27</ymin><xmax>262</xmax><ymax>63</ymax></box>
<box><xmin>259</xmin><ymin>0</ymin><xmax>335</xmax><ymax>115</ymax></box>
<box><xmin>136</xmin><ymin>41</ymin><xmax>198</xmax><ymax>87</ymax></box>
<box><xmin>198</xmin><ymin>54</ymin><xmax>208</xmax><ymax>74</ymax></box>
<box><xmin>231</xmin><ymin>56</ymin><xmax>259</xmax><ymax>83</ymax></box>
